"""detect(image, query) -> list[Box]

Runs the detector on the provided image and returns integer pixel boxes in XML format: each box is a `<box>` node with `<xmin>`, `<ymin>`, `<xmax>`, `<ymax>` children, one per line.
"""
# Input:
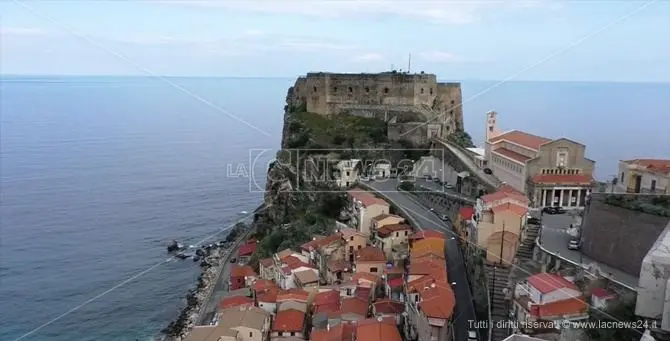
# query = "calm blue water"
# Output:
<box><xmin>1</xmin><ymin>77</ymin><xmax>668</xmax><ymax>341</ymax></box>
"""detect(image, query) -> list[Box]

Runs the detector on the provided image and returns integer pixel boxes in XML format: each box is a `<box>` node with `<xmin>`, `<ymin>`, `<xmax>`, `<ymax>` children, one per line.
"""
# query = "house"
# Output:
<box><xmin>271</xmin><ymin>309</ymin><xmax>307</xmax><ymax>340</ymax></box>
<box><xmin>513</xmin><ymin>272</ymin><xmax>588</xmax><ymax>329</ymax></box>
<box><xmin>405</xmin><ymin>232</ymin><xmax>456</xmax><ymax>341</ymax></box>
<box><xmin>184</xmin><ymin>305</ymin><xmax>271</xmax><ymax>341</ymax></box>
<box><xmin>277</xmin><ymin>256</ymin><xmax>317</xmax><ymax>290</ymax></box>
<box><xmin>372</xmin><ymin>299</ymin><xmax>405</xmax><ymax>325</ymax></box>
<box><xmin>616</xmin><ymin>158</ymin><xmax>670</xmax><ymax>194</ymax></box>
<box><xmin>231</xmin><ymin>265</ymin><xmax>257</xmax><ymax>290</ymax></box>
<box><xmin>484</xmin><ymin>111</ymin><xmax>595</xmax><ymax>207</ymax></box>
<box><xmin>382</xmin><ymin>266</ymin><xmax>405</xmax><ymax>301</ymax></box>
<box><xmin>354</xmin><ymin>246</ymin><xmax>386</xmax><ymax>275</ymax></box>
<box><xmin>335</xmin><ymin>159</ymin><xmax>361</xmax><ymax>188</ymax></box>
<box><xmin>326</xmin><ymin>259</ymin><xmax>351</xmax><ymax>284</ymax></box>
<box><xmin>310</xmin><ymin>323</ymin><xmax>355</xmax><ymax>341</ymax></box>
<box><xmin>300</xmin><ymin>234</ymin><xmax>345</xmax><ymax>277</ymax></box>
<box><xmin>590</xmin><ymin>287</ymin><xmax>616</xmax><ymax>310</ymax></box>
<box><xmin>313</xmin><ymin>290</ymin><xmax>341</xmax><ymax>315</ymax></box>
<box><xmin>340</xmin><ymin>227</ymin><xmax>368</xmax><ymax>263</ymax></box>
<box><xmin>276</xmin><ymin>289</ymin><xmax>310</xmax><ymax>304</ymax></box>
<box><xmin>219</xmin><ymin>295</ymin><xmax>255</xmax><ymax>310</ymax></box>
<box><xmin>294</xmin><ymin>269</ymin><xmax>320</xmax><ymax>288</ymax></box>
<box><xmin>347</xmin><ymin>189</ymin><xmax>390</xmax><ymax>235</ymax></box>
<box><xmin>409</xmin><ymin>230</ymin><xmax>444</xmax><ymax>247</ymax></box>
<box><xmin>371</xmin><ymin>214</ymin><xmax>405</xmax><ymax>231</ymax></box>
<box><xmin>473</xmin><ymin>185</ymin><xmax>529</xmax><ymax>265</ymax></box>
<box><xmin>256</xmin><ymin>287</ymin><xmax>279</xmax><ymax>315</ymax></box>
<box><xmin>454</xmin><ymin>206</ymin><xmax>474</xmax><ymax>241</ymax></box>
<box><xmin>351</xmin><ymin>271</ymin><xmax>380</xmax><ymax>289</ymax></box>
<box><xmin>337</xmin><ymin>296</ymin><xmax>369</xmax><ymax>322</ymax></box>
<box><xmin>239</xmin><ymin>241</ymin><xmax>258</xmax><ymax>263</ymax></box>
<box><xmin>260</xmin><ymin>257</ymin><xmax>277</xmax><ymax>280</ymax></box>
<box><xmin>278</xmin><ymin>300</ymin><xmax>308</xmax><ymax>313</ymax></box>
<box><xmin>374</xmin><ymin>223</ymin><xmax>412</xmax><ymax>260</ymax></box>
<box><xmin>355</xmin><ymin>318</ymin><xmax>403</xmax><ymax>341</ymax></box>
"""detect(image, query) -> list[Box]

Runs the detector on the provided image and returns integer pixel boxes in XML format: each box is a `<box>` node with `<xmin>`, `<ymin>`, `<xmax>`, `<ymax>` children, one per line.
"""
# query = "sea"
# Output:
<box><xmin>0</xmin><ymin>76</ymin><xmax>668</xmax><ymax>341</ymax></box>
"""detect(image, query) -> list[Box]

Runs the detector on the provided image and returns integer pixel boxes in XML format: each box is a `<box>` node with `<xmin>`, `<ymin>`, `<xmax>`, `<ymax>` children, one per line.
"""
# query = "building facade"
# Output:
<box><xmin>616</xmin><ymin>159</ymin><xmax>670</xmax><ymax>194</ymax></box>
<box><xmin>348</xmin><ymin>190</ymin><xmax>390</xmax><ymax>235</ymax></box>
<box><xmin>484</xmin><ymin>111</ymin><xmax>595</xmax><ymax>208</ymax></box>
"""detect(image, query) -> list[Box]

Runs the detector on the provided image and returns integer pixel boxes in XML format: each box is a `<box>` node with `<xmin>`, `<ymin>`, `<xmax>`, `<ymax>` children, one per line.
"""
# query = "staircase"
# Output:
<box><xmin>515</xmin><ymin>223</ymin><xmax>541</xmax><ymax>261</ymax></box>
<box><xmin>486</xmin><ymin>264</ymin><xmax>512</xmax><ymax>341</ymax></box>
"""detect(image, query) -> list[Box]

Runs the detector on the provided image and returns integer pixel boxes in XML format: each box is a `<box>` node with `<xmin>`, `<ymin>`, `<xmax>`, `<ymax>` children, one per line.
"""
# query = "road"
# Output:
<box><xmin>432</xmin><ymin>138</ymin><xmax>501</xmax><ymax>189</ymax></box>
<box><xmin>366</xmin><ymin>179</ymin><xmax>478</xmax><ymax>341</ymax></box>
<box><xmin>536</xmin><ymin>213</ymin><xmax>638</xmax><ymax>289</ymax></box>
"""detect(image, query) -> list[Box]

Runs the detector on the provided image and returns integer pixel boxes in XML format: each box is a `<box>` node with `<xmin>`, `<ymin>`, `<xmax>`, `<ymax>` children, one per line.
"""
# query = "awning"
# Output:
<box><xmin>457</xmin><ymin>171</ymin><xmax>470</xmax><ymax>178</ymax></box>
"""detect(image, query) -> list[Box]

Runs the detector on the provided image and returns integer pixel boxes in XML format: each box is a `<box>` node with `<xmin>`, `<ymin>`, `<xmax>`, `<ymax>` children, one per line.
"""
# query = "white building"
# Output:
<box><xmin>335</xmin><ymin>159</ymin><xmax>361</xmax><ymax>188</ymax></box>
<box><xmin>616</xmin><ymin>158</ymin><xmax>670</xmax><ymax>194</ymax></box>
<box><xmin>636</xmin><ymin>221</ymin><xmax>670</xmax><ymax>331</ymax></box>
<box><xmin>466</xmin><ymin>147</ymin><xmax>487</xmax><ymax>169</ymax></box>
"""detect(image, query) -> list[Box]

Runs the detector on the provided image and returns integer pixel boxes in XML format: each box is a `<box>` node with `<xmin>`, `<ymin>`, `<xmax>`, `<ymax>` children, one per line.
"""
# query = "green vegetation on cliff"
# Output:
<box><xmin>604</xmin><ymin>194</ymin><xmax>670</xmax><ymax>217</ymax></box>
<box><xmin>286</xmin><ymin>111</ymin><xmax>387</xmax><ymax>151</ymax></box>
<box><xmin>447</xmin><ymin>129</ymin><xmax>475</xmax><ymax>148</ymax></box>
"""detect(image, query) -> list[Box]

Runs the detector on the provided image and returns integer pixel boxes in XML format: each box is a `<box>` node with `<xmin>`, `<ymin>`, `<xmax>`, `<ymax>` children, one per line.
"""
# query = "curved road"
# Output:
<box><xmin>366</xmin><ymin>179</ymin><xmax>478</xmax><ymax>341</ymax></box>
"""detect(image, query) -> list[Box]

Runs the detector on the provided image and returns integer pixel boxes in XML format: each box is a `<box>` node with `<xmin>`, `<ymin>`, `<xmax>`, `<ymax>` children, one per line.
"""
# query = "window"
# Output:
<box><xmin>384</xmin><ymin>87</ymin><xmax>389</xmax><ymax>93</ymax></box>
<box><xmin>290</xmin><ymin>332</ymin><xmax>295</xmax><ymax>336</ymax></box>
<box><xmin>357</xmin><ymin>245</ymin><xmax>362</xmax><ymax>249</ymax></box>
<box><xmin>421</xmin><ymin>88</ymin><xmax>424</xmax><ymax>94</ymax></box>
<box><xmin>414</xmin><ymin>295</ymin><xmax>419</xmax><ymax>302</ymax></box>
<box><xmin>333</xmin><ymin>87</ymin><xmax>337</xmax><ymax>92</ymax></box>
<box><xmin>395</xmin><ymin>232</ymin><xmax>399</xmax><ymax>237</ymax></box>
<box><xmin>450</xmin><ymin>110</ymin><xmax>454</xmax><ymax>116</ymax></box>
<box><xmin>652</xmin><ymin>180</ymin><xmax>657</xmax><ymax>192</ymax></box>
<box><xmin>313</xmin><ymin>86</ymin><xmax>317</xmax><ymax>92</ymax></box>
<box><xmin>451</xmin><ymin>100</ymin><xmax>455</xmax><ymax>105</ymax></box>
<box><xmin>348</xmin><ymin>87</ymin><xmax>353</xmax><ymax>92</ymax></box>
<box><xmin>370</xmin><ymin>267</ymin><xmax>378</xmax><ymax>273</ymax></box>
<box><xmin>489</xmin><ymin>126</ymin><xmax>494</xmax><ymax>132</ymax></box>
<box><xmin>430</xmin><ymin>88</ymin><xmax>433</xmax><ymax>95</ymax></box>
<box><xmin>556</xmin><ymin>151</ymin><xmax>568</xmax><ymax>167</ymax></box>
<box><xmin>346</xmin><ymin>171</ymin><xmax>350</xmax><ymax>176</ymax></box>
<box><xmin>365</xmin><ymin>87</ymin><xmax>370</xmax><ymax>93</ymax></box>
<box><xmin>350</xmin><ymin>236</ymin><xmax>354</xmax><ymax>241</ymax></box>
<box><xmin>620</xmin><ymin>172</ymin><xmax>625</xmax><ymax>182</ymax></box>
<box><xmin>250</xmin><ymin>332</ymin><xmax>253</xmax><ymax>337</ymax></box>
<box><xmin>404</xmin><ymin>231</ymin><xmax>408</xmax><ymax>236</ymax></box>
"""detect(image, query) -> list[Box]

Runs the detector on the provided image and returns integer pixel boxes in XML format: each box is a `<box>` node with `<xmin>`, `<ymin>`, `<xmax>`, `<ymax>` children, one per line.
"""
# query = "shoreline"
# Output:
<box><xmin>159</xmin><ymin>206</ymin><xmax>262</xmax><ymax>341</ymax></box>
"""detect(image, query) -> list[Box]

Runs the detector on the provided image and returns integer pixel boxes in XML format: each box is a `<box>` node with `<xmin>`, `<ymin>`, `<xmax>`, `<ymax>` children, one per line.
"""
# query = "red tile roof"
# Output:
<box><xmin>272</xmin><ymin>309</ymin><xmax>305</xmax><ymax>332</ymax></box>
<box><xmin>386</xmin><ymin>278</ymin><xmax>404</xmax><ymax>288</ymax></box>
<box><xmin>419</xmin><ymin>285</ymin><xmax>456</xmax><ymax>319</ymax></box>
<box><xmin>252</xmin><ymin>279</ymin><xmax>276</xmax><ymax>293</ymax></box>
<box><xmin>625</xmin><ymin>159</ymin><xmax>670</xmax><ymax>174</ymax></box>
<box><xmin>230</xmin><ymin>264</ymin><xmax>256</xmax><ymax>278</ymax></box>
<box><xmin>219</xmin><ymin>295</ymin><xmax>254</xmax><ymax>309</ymax></box>
<box><xmin>409</xmin><ymin>230</ymin><xmax>444</xmax><ymax>240</ymax></box>
<box><xmin>355</xmin><ymin>286</ymin><xmax>372</xmax><ymax>301</ymax></box>
<box><xmin>327</xmin><ymin>259</ymin><xmax>350</xmax><ymax>272</ymax></box>
<box><xmin>531</xmin><ymin>296</ymin><xmax>588</xmax><ymax>319</ymax></box>
<box><xmin>341</xmin><ymin>297</ymin><xmax>369</xmax><ymax>316</ymax></box>
<box><xmin>491</xmin><ymin>202</ymin><xmax>528</xmax><ymax>216</ymax></box>
<box><xmin>527</xmin><ymin>273</ymin><xmax>578</xmax><ymax>294</ymax></box>
<box><xmin>355</xmin><ymin>246</ymin><xmax>386</xmax><ymax>262</ymax></box>
<box><xmin>348</xmin><ymin>189</ymin><xmax>389</xmax><ymax>207</ymax></box>
<box><xmin>300</xmin><ymin>233</ymin><xmax>343</xmax><ymax>251</ymax></box>
<box><xmin>532</xmin><ymin>174</ymin><xmax>594</xmax><ymax>185</ymax></box>
<box><xmin>276</xmin><ymin>288</ymin><xmax>310</xmax><ymax>302</ymax></box>
<box><xmin>355</xmin><ymin>319</ymin><xmax>402</xmax><ymax>341</ymax></box>
<box><xmin>458</xmin><ymin>207</ymin><xmax>474</xmax><ymax>220</ymax></box>
<box><xmin>377</xmin><ymin>223</ymin><xmax>412</xmax><ymax>238</ymax></box>
<box><xmin>481</xmin><ymin>185</ymin><xmax>530</xmax><ymax>205</ymax></box>
<box><xmin>238</xmin><ymin>242</ymin><xmax>257</xmax><ymax>257</ymax></box>
<box><xmin>373</xmin><ymin>299</ymin><xmax>405</xmax><ymax>314</ymax></box>
<box><xmin>260</xmin><ymin>257</ymin><xmax>274</xmax><ymax>268</ymax></box>
<box><xmin>311</xmin><ymin>323</ymin><xmax>355</xmax><ymax>341</ymax></box>
<box><xmin>493</xmin><ymin>148</ymin><xmax>532</xmax><ymax>163</ymax></box>
<box><xmin>490</xmin><ymin>130</ymin><xmax>552</xmax><ymax>150</ymax></box>
<box><xmin>352</xmin><ymin>272</ymin><xmax>380</xmax><ymax>284</ymax></box>
<box><xmin>314</xmin><ymin>290</ymin><xmax>341</xmax><ymax>306</ymax></box>
<box><xmin>315</xmin><ymin>302</ymin><xmax>341</xmax><ymax>314</ymax></box>
<box><xmin>257</xmin><ymin>287</ymin><xmax>278</xmax><ymax>303</ymax></box>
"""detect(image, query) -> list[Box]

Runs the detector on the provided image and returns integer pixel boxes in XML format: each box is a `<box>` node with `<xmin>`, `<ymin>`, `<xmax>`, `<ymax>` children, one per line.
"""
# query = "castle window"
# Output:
<box><xmin>450</xmin><ymin>110</ymin><xmax>454</xmax><ymax>116</ymax></box>
<box><xmin>348</xmin><ymin>87</ymin><xmax>353</xmax><ymax>93</ymax></box>
<box><xmin>451</xmin><ymin>100</ymin><xmax>455</xmax><ymax>105</ymax></box>
<box><xmin>365</xmin><ymin>87</ymin><xmax>369</xmax><ymax>93</ymax></box>
<box><xmin>430</xmin><ymin>88</ymin><xmax>433</xmax><ymax>95</ymax></box>
<box><xmin>313</xmin><ymin>86</ymin><xmax>317</xmax><ymax>92</ymax></box>
<box><xmin>421</xmin><ymin>88</ymin><xmax>424</xmax><ymax>94</ymax></box>
<box><xmin>384</xmin><ymin>87</ymin><xmax>389</xmax><ymax>94</ymax></box>
<box><xmin>333</xmin><ymin>87</ymin><xmax>337</xmax><ymax>92</ymax></box>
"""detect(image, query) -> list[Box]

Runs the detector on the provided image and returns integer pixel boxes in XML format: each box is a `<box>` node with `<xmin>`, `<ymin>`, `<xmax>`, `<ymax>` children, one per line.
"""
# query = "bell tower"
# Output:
<box><xmin>485</xmin><ymin>110</ymin><xmax>498</xmax><ymax>142</ymax></box>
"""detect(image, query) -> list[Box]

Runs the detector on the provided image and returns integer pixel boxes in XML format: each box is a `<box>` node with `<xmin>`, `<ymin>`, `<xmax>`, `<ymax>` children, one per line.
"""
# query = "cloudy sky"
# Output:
<box><xmin>1</xmin><ymin>0</ymin><xmax>668</xmax><ymax>81</ymax></box>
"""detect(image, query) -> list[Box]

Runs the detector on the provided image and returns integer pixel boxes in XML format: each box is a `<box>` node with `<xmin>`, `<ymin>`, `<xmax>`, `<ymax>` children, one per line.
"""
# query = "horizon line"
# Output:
<box><xmin>1</xmin><ymin>74</ymin><xmax>668</xmax><ymax>85</ymax></box>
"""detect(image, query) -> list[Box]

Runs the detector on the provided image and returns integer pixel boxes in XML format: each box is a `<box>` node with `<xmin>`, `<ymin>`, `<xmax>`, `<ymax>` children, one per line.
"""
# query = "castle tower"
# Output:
<box><xmin>485</xmin><ymin>110</ymin><xmax>499</xmax><ymax>142</ymax></box>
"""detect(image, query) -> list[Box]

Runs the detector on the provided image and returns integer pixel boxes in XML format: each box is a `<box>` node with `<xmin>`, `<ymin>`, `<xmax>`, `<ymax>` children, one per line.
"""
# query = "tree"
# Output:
<box><xmin>448</xmin><ymin>130</ymin><xmax>475</xmax><ymax>148</ymax></box>
<box><xmin>584</xmin><ymin>298</ymin><xmax>645</xmax><ymax>341</ymax></box>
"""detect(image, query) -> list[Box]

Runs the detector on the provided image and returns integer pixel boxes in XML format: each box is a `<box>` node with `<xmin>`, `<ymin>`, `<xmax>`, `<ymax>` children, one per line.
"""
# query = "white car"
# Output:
<box><xmin>467</xmin><ymin>330</ymin><xmax>477</xmax><ymax>340</ymax></box>
<box><xmin>444</xmin><ymin>184</ymin><xmax>454</xmax><ymax>189</ymax></box>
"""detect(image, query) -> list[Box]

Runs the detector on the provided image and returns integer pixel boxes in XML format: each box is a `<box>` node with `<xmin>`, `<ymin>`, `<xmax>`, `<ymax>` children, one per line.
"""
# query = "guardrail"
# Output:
<box><xmin>534</xmin><ymin>237</ymin><xmax>636</xmax><ymax>291</ymax></box>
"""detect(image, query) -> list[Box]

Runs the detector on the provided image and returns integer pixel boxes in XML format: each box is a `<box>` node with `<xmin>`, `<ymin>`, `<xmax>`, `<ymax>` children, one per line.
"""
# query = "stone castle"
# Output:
<box><xmin>286</xmin><ymin>72</ymin><xmax>464</xmax><ymax>145</ymax></box>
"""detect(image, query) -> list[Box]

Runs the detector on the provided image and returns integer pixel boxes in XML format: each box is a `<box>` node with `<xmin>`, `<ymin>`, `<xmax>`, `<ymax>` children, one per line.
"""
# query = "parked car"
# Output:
<box><xmin>230</xmin><ymin>257</ymin><xmax>237</xmax><ymax>263</ymax></box>
<box><xmin>440</xmin><ymin>214</ymin><xmax>451</xmax><ymax>222</ymax></box>
<box><xmin>483</xmin><ymin>168</ymin><xmax>493</xmax><ymax>175</ymax></box>
<box><xmin>542</xmin><ymin>206</ymin><xmax>566</xmax><ymax>215</ymax></box>
<box><xmin>527</xmin><ymin>217</ymin><xmax>542</xmax><ymax>225</ymax></box>
<box><xmin>568</xmin><ymin>238</ymin><xmax>581</xmax><ymax>250</ymax></box>
<box><xmin>424</xmin><ymin>174</ymin><xmax>432</xmax><ymax>180</ymax></box>
<box><xmin>467</xmin><ymin>330</ymin><xmax>478</xmax><ymax>340</ymax></box>
<box><xmin>444</xmin><ymin>183</ymin><xmax>454</xmax><ymax>189</ymax></box>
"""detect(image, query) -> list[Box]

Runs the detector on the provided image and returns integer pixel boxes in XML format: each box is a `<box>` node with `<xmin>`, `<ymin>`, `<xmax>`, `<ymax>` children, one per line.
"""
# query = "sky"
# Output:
<box><xmin>1</xmin><ymin>0</ymin><xmax>669</xmax><ymax>82</ymax></box>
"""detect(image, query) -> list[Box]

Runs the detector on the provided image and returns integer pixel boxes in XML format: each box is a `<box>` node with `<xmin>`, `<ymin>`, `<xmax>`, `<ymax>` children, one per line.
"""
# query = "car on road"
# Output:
<box><xmin>230</xmin><ymin>257</ymin><xmax>237</xmax><ymax>263</ymax></box>
<box><xmin>527</xmin><ymin>217</ymin><xmax>542</xmax><ymax>225</ymax></box>
<box><xmin>440</xmin><ymin>214</ymin><xmax>451</xmax><ymax>222</ymax></box>
<box><xmin>483</xmin><ymin>168</ymin><xmax>493</xmax><ymax>175</ymax></box>
<box><xmin>542</xmin><ymin>206</ymin><xmax>566</xmax><ymax>215</ymax></box>
<box><xmin>424</xmin><ymin>174</ymin><xmax>432</xmax><ymax>180</ymax></box>
<box><xmin>467</xmin><ymin>330</ymin><xmax>477</xmax><ymax>340</ymax></box>
<box><xmin>444</xmin><ymin>183</ymin><xmax>454</xmax><ymax>189</ymax></box>
<box><xmin>568</xmin><ymin>238</ymin><xmax>581</xmax><ymax>250</ymax></box>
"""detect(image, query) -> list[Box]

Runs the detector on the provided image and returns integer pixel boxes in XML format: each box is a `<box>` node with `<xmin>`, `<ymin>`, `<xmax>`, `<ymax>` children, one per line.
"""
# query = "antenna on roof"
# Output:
<box><xmin>408</xmin><ymin>53</ymin><xmax>412</xmax><ymax>74</ymax></box>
